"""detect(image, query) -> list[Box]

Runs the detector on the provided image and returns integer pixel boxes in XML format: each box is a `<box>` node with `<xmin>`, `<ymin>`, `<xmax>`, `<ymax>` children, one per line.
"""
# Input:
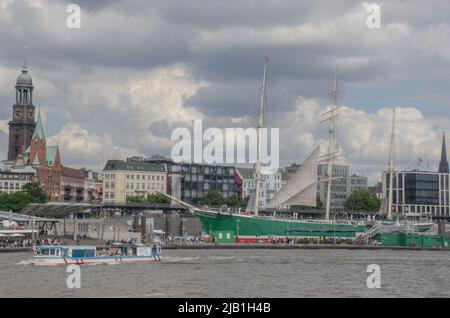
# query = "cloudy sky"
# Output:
<box><xmin>0</xmin><ymin>0</ymin><xmax>449</xmax><ymax>183</ymax></box>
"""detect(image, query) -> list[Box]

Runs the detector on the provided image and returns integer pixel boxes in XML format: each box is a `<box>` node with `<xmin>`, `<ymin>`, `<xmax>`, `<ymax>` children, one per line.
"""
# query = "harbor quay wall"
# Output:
<box><xmin>56</xmin><ymin>214</ymin><xmax>202</xmax><ymax>242</ymax></box>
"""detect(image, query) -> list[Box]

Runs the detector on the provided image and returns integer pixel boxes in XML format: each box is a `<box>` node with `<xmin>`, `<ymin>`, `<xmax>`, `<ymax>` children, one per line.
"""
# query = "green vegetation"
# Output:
<box><xmin>200</xmin><ymin>191</ymin><xmax>225</xmax><ymax>206</ymax></box>
<box><xmin>126</xmin><ymin>192</ymin><xmax>170</xmax><ymax>204</ymax></box>
<box><xmin>345</xmin><ymin>189</ymin><xmax>381</xmax><ymax>212</ymax></box>
<box><xmin>0</xmin><ymin>182</ymin><xmax>48</xmax><ymax>213</ymax></box>
<box><xmin>200</xmin><ymin>192</ymin><xmax>248</xmax><ymax>208</ymax></box>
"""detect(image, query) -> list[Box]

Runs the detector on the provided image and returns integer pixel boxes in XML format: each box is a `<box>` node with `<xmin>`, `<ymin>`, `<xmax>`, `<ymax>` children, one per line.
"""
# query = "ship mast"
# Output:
<box><xmin>254</xmin><ymin>57</ymin><xmax>268</xmax><ymax>216</ymax></box>
<box><xmin>323</xmin><ymin>71</ymin><xmax>339</xmax><ymax>221</ymax></box>
<box><xmin>387</xmin><ymin>108</ymin><xmax>396</xmax><ymax>220</ymax></box>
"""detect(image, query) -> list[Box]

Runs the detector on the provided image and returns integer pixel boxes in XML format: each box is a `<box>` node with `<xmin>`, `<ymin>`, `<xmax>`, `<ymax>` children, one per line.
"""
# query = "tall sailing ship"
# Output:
<box><xmin>192</xmin><ymin>59</ymin><xmax>370</xmax><ymax>243</ymax></box>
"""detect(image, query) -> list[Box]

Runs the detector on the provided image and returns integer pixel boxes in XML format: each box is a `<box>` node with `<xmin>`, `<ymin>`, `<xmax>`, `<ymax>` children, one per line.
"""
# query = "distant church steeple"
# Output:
<box><xmin>439</xmin><ymin>130</ymin><xmax>449</xmax><ymax>173</ymax></box>
<box><xmin>7</xmin><ymin>47</ymin><xmax>36</xmax><ymax>161</ymax></box>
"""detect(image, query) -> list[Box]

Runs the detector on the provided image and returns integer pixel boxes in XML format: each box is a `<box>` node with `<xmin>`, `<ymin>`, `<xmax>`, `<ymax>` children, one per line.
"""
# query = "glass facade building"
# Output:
<box><xmin>133</xmin><ymin>156</ymin><xmax>237</xmax><ymax>205</ymax></box>
<box><xmin>382</xmin><ymin>170</ymin><xmax>449</xmax><ymax>217</ymax></box>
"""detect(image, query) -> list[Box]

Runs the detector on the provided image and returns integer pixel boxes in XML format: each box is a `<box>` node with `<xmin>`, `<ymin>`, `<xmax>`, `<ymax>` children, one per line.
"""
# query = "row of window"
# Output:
<box><xmin>351</xmin><ymin>179</ymin><xmax>367</xmax><ymax>185</ymax></box>
<box><xmin>104</xmin><ymin>192</ymin><xmax>115</xmax><ymax>199</ymax></box>
<box><xmin>126</xmin><ymin>174</ymin><xmax>164</xmax><ymax>181</ymax></box>
<box><xmin>184</xmin><ymin>191</ymin><xmax>232</xmax><ymax>198</ymax></box>
<box><xmin>104</xmin><ymin>182</ymin><xmax>115</xmax><ymax>189</ymax></box>
<box><xmin>244</xmin><ymin>182</ymin><xmax>281</xmax><ymax>189</ymax></box>
<box><xmin>182</xmin><ymin>166</ymin><xmax>235</xmax><ymax>175</ymax></box>
<box><xmin>395</xmin><ymin>204</ymin><xmax>449</xmax><ymax>215</ymax></box>
<box><xmin>0</xmin><ymin>182</ymin><xmax>26</xmax><ymax>190</ymax></box>
<box><xmin>183</xmin><ymin>183</ymin><xmax>236</xmax><ymax>191</ymax></box>
<box><xmin>126</xmin><ymin>183</ymin><xmax>165</xmax><ymax>191</ymax></box>
<box><xmin>0</xmin><ymin>174</ymin><xmax>32</xmax><ymax>180</ymax></box>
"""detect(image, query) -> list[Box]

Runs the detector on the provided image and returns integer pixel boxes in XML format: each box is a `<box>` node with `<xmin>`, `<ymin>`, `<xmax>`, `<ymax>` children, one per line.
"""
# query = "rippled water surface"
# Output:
<box><xmin>1</xmin><ymin>249</ymin><xmax>449</xmax><ymax>297</ymax></box>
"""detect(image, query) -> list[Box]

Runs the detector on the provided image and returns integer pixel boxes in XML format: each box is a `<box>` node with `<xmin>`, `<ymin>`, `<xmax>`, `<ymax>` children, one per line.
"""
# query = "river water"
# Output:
<box><xmin>0</xmin><ymin>249</ymin><xmax>449</xmax><ymax>297</ymax></box>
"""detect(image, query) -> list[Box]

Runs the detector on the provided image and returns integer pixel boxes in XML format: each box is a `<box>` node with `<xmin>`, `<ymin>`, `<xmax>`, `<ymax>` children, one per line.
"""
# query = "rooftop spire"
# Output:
<box><xmin>32</xmin><ymin>109</ymin><xmax>45</xmax><ymax>140</ymax></box>
<box><xmin>439</xmin><ymin>130</ymin><xmax>449</xmax><ymax>173</ymax></box>
<box><xmin>22</xmin><ymin>46</ymin><xmax>29</xmax><ymax>71</ymax></box>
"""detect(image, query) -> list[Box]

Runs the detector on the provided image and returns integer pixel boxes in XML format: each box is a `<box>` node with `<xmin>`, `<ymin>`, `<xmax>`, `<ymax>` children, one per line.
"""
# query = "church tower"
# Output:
<box><xmin>439</xmin><ymin>131</ymin><xmax>449</xmax><ymax>174</ymax></box>
<box><xmin>7</xmin><ymin>49</ymin><xmax>36</xmax><ymax>161</ymax></box>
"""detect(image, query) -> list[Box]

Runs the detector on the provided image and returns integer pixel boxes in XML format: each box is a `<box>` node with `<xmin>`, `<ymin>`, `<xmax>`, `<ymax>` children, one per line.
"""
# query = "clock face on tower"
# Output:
<box><xmin>28</xmin><ymin>109</ymin><xmax>34</xmax><ymax>120</ymax></box>
<box><xmin>14</xmin><ymin>107</ymin><xmax>23</xmax><ymax>119</ymax></box>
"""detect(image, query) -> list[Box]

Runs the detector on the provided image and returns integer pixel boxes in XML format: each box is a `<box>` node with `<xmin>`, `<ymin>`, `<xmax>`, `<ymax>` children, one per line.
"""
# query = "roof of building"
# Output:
<box><xmin>62</xmin><ymin>166</ymin><xmax>85</xmax><ymax>179</ymax></box>
<box><xmin>236</xmin><ymin>167</ymin><xmax>255</xmax><ymax>180</ymax></box>
<box><xmin>45</xmin><ymin>146</ymin><xmax>59</xmax><ymax>166</ymax></box>
<box><xmin>282</xmin><ymin>163</ymin><xmax>300</xmax><ymax>181</ymax></box>
<box><xmin>16</xmin><ymin>69</ymin><xmax>32</xmax><ymax>86</ymax></box>
<box><xmin>104</xmin><ymin>160</ymin><xmax>167</xmax><ymax>172</ymax></box>
<box><xmin>32</xmin><ymin>154</ymin><xmax>40</xmax><ymax>166</ymax></box>
<box><xmin>84</xmin><ymin>169</ymin><xmax>99</xmax><ymax>180</ymax></box>
<box><xmin>32</xmin><ymin>110</ymin><xmax>45</xmax><ymax>140</ymax></box>
<box><xmin>0</xmin><ymin>211</ymin><xmax>57</xmax><ymax>223</ymax></box>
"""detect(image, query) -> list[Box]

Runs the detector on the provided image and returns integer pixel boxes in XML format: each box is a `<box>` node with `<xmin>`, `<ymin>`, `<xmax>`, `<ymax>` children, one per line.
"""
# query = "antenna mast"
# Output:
<box><xmin>322</xmin><ymin>70</ymin><xmax>340</xmax><ymax>221</ymax></box>
<box><xmin>387</xmin><ymin>108</ymin><xmax>396</xmax><ymax>220</ymax></box>
<box><xmin>254</xmin><ymin>57</ymin><xmax>268</xmax><ymax>216</ymax></box>
<box><xmin>23</xmin><ymin>46</ymin><xmax>29</xmax><ymax>70</ymax></box>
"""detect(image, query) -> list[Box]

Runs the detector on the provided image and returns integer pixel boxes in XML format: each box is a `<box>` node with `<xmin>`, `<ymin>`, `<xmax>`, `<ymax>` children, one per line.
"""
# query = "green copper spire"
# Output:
<box><xmin>32</xmin><ymin>109</ymin><xmax>45</xmax><ymax>140</ymax></box>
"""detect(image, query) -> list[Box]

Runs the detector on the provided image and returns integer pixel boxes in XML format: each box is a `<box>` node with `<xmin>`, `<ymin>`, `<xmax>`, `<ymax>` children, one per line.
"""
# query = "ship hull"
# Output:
<box><xmin>194</xmin><ymin>209</ymin><xmax>370</xmax><ymax>243</ymax></box>
<box><xmin>32</xmin><ymin>256</ymin><xmax>161</xmax><ymax>266</ymax></box>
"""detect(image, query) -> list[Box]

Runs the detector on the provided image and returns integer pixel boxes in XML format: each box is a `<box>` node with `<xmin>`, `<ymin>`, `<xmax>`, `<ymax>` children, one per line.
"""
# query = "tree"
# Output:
<box><xmin>0</xmin><ymin>182</ymin><xmax>48</xmax><ymax>213</ymax></box>
<box><xmin>201</xmin><ymin>191</ymin><xmax>225</xmax><ymax>206</ymax></box>
<box><xmin>22</xmin><ymin>182</ymin><xmax>48</xmax><ymax>203</ymax></box>
<box><xmin>225</xmin><ymin>194</ymin><xmax>240</xmax><ymax>207</ymax></box>
<box><xmin>147</xmin><ymin>192</ymin><xmax>170</xmax><ymax>204</ymax></box>
<box><xmin>345</xmin><ymin>189</ymin><xmax>381</xmax><ymax>212</ymax></box>
<box><xmin>240</xmin><ymin>195</ymin><xmax>250</xmax><ymax>208</ymax></box>
<box><xmin>126</xmin><ymin>192</ymin><xmax>170</xmax><ymax>204</ymax></box>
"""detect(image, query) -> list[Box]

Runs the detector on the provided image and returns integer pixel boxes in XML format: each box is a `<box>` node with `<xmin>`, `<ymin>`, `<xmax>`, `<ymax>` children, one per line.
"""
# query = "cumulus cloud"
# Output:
<box><xmin>276</xmin><ymin>98</ymin><xmax>448</xmax><ymax>182</ymax></box>
<box><xmin>47</xmin><ymin>123</ymin><xmax>138</xmax><ymax>168</ymax></box>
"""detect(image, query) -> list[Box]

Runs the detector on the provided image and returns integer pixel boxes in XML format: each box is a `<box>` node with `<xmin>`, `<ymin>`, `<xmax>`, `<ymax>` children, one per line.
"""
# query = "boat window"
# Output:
<box><xmin>42</xmin><ymin>248</ymin><xmax>49</xmax><ymax>255</ymax></box>
<box><xmin>55</xmin><ymin>249</ymin><xmax>60</xmax><ymax>256</ymax></box>
<box><xmin>50</xmin><ymin>249</ymin><xmax>55</xmax><ymax>256</ymax></box>
<box><xmin>72</xmin><ymin>249</ymin><xmax>96</xmax><ymax>258</ymax></box>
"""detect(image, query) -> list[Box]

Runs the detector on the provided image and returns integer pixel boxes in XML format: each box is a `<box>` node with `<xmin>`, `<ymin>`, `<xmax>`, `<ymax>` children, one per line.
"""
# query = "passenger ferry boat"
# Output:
<box><xmin>31</xmin><ymin>243</ymin><xmax>162</xmax><ymax>265</ymax></box>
